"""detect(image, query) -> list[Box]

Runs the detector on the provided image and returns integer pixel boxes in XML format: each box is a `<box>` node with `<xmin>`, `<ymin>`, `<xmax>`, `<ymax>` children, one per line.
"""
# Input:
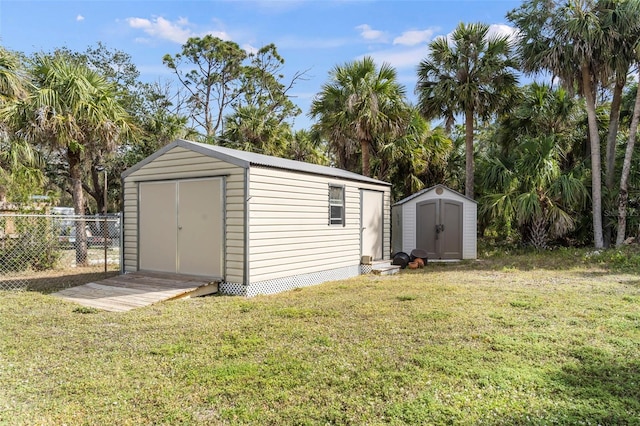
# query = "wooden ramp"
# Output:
<box><xmin>53</xmin><ymin>272</ymin><xmax>219</xmax><ymax>312</ymax></box>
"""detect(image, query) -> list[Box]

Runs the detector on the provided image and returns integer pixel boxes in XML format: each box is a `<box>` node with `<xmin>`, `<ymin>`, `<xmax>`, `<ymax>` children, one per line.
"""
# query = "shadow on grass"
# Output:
<box><xmin>557</xmin><ymin>359</ymin><xmax>640</xmax><ymax>422</ymax></box>
<box><xmin>568</xmin><ymin>270</ymin><xmax>640</xmax><ymax>289</ymax></box>
<box><xmin>424</xmin><ymin>256</ymin><xmax>587</xmax><ymax>272</ymax></box>
<box><xmin>505</xmin><ymin>349</ymin><xmax>640</xmax><ymax>424</ymax></box>
<box><xmin>426</xmin><ymin>244</ymin><xmax>640</xmax><ymax>274</ymax></box>
<box><xmin>387</xmin><ymin>349</ymin><xmax>640</xmax><ymax>425</ymax></box>
<box><xmin>7</xmin><ymin>270</ymin><xmax>120</xmax><ymax>294</ymax></box>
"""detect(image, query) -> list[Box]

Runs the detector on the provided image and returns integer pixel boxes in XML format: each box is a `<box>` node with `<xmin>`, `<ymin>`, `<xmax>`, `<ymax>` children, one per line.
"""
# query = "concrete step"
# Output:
<box><xmin>371</xmin><ymin>262</ymin><xmax>401</xmax><ymax>276</ymax></box>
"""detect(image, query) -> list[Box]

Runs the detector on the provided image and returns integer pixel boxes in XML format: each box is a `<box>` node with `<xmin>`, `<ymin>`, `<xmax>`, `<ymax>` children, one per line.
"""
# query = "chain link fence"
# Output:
<box><xmin>0</xmin><ymin>213</ymin><xmax>121</xmax><ymax>291</ymax></box>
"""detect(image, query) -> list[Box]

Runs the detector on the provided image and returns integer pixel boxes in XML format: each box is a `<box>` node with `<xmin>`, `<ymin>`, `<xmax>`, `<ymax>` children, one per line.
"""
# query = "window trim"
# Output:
<box><xmin>328</xmin><ymin>184</ymin><xmax>345</xmax><ymax>226</ymax></box>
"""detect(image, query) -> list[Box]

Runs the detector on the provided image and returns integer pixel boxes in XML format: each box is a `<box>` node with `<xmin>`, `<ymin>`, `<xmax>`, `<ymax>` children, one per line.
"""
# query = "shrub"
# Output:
<box><xmin>0</xmin><ymin>215</ymin><xmax>61</xmax><ymax>272</ymax></box>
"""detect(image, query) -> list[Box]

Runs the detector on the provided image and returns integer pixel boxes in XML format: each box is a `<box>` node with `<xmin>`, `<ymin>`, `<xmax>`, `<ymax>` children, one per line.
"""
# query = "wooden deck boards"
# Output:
<box><xmin>52</xmin><ymin>272</ymin><xmax>219</xmax><ymax>312</ymax></box>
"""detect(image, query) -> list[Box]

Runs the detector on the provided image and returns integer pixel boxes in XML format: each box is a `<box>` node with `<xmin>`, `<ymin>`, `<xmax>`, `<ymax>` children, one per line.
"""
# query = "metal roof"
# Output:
<box><xmin>123</xmin><ymin>139</ymin><xmax>390</xmax><ymax>186</ymax></box>
<box><xmin>393</xmin><ymin>184</ymin><xmax>477</xmax><ymax>206</ymax></box>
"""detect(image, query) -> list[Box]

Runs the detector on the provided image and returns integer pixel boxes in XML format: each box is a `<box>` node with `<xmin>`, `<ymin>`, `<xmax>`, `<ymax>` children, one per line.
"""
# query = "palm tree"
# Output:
<box><xmin>222</xmin><ymin>105</ymin><xmax>291</xmax><ymax>157</ymax></box>
<box><xmin>597</xmin><ymin>0</ymin><xmax>640</xmax><ymax>191</ymax></box>
<box><xmin>0</xmin><ymin>54</ymin><xmax>132</xmax><ymax>264</ymax></box>
<box><xmin>285</xmin><ymin>130</ymin><xmax>328</xmax><ymax>165</ymax></box>
<box><xmin>477</xmin><ymin>83</ymin><xmax>588</xmax><ymax>244</ymax></box>
<box><xmin>617</xmin><ymin>81</ymin><xmax>640</xmax><ymax>246</ymax></box>
<box><xmin>416</xmin><ymin>22</ymin><xmax>519</xmax><ymax>199</ymax></box>
<box><xmin>0</xmin><ymin>46</ymin><xmax>28</xmax><ymax>103</ymax></box>
<box><xmin>480</xmin><ymin>135</ymin><xmax>588</xmax><ymax>249</ymax></box>
<box><xmin>0</xmin><ymin>46</ymin><xmax>44</xmax><ymax>203</ymax></box>
<box><xmin>310</xmin><ymin>57</ymin><xmax>409</xmax><ymax>177</ymax></box>
<box><xmin>376</xmin><ymin>108</ymin><xmax>452</xmax><ymax>200</ymax></box>
<box><xmin>591</xmin><ymin>0</ymin><xmax>640</xmax><ymax>246</ymax></box>
<box><xmin>508</xmin><ymin>0</ymin><xmax>612</xmax><ymax>248</ymax></box>
<box><xmin>309</xmin><ymin>82</ymin><xmax>359</xmax><ymax>172</ymax></box>
<box><xmin>492</xmin><ymin>83</ymin><xmax>582</xmax><ymax>160</ymax></box>
<box><xmin>0</xmin><ymin>137</ymin><xmax>45</xmax><ymax>203</ymax></box>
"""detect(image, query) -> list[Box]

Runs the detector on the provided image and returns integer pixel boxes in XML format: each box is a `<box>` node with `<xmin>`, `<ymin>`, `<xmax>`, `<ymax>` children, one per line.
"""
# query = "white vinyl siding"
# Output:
<box><xmin>463</xmin><ymin>201</ymin><xmax>478</xmax><ymax>260</ymax></box>
<box><xmin>122</xmin><ymin>182</ymin><xmax>139</xmax><ymax>268</ymax></box>
<box><xmin>122</xmin><ymin>146</ymin><xmax>245</xmax><ymax>283</ymax></box>
<box><xmin>247</xmin><ymin>166</ymin><xmax>390</xmax><ymax>283</ymax></box>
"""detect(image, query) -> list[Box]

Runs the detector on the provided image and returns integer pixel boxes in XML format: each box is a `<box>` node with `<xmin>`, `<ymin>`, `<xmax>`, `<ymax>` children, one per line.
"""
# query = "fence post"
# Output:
<box><xmin>103</xmin><ymin>169</ymin><xmax>108</xmax><ymax>274</ymax></box>
<box><xmin>103</xmin><ymin>214</ymin><xmax>108</xmax><ymax>273</ymax></box>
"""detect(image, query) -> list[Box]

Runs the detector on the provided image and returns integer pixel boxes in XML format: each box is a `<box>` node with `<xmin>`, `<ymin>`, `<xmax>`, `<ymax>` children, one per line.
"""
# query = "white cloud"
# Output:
<box><xmin>440</xmin><ymin>23</ymin><xmax>519</xmax><ymax>45</ymax></box>
<box><xmin>202</xmin><ymin>29</ymin><xmax>232</xmax><ymax>40</ymax></box>
<box><xmin>126</xmin><ymin>16</ymin><xmax>231</xmax><ymax>44</ymax></box>
<box><xmin>133</xmin><ymin>37</ymin><xmax>152</xmax><ymax>45</ymax></box>
<box><xmin>126</xmin><ymin>16</ymin><xmax>193</xmax><ymax>44</ymax></box>
<box><xmin>76</xmin><ymin>15</ymin><xmax>85</xmax><ymax>22</ymax></box>
<box><xmin>360</xmin><ymin>46</ymin><xmax>427</xmax><ymax>70</ymax></box>
<box><xmin>176</xmin><ymin>17</ymin><xmax>189</xmax><ymax>27</ymax></box>
<box><xmin>242</xmin><ymin>43</ymin><xmax>259</xmax><ymax>55</ymax></box>
<box><xmin>356</xmin><ymin>24</ymin><xmax>388</xmax><ymax>43</ymax></box>
<box><xmin>393</xmin><ymin>28</ymin><xmax>437</xmax><ymax>46</ymax></box>
<box><xmin>488</xmin><ymin>23</ymin><xmax>519</xmax><ymax>41</ymax></box>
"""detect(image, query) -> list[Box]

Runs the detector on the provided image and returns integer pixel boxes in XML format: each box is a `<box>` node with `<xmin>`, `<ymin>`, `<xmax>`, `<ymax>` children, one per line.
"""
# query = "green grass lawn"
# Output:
<box><xmin>1</xmin><ymin>247</ymin><xmax>639</xmax><ymax>425</ymax></box>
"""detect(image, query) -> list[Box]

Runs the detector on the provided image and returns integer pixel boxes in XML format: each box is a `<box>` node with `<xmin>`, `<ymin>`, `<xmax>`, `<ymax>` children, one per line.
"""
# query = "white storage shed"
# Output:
<box><xmin>121</xmin><ymin>139</ymin><xmax>391</xmax><ymax>296</ymax></box>
<box><xmin>392</xmin><ymin>184</ymin><xmax>477</xmax><ymax>260</ymax></box>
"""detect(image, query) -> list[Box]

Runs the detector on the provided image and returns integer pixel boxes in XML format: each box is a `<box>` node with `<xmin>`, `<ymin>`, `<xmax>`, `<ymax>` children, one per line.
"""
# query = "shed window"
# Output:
<box><xmin>329</xmin><ymin>185</ymin><xmax>345</xmax><ymax>226</ymax></box>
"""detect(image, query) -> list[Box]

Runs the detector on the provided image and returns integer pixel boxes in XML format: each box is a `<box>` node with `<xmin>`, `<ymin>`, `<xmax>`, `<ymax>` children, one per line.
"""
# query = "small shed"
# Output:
<box><xmin>392</xmin><ymin>184</ymin><xmax>477</xmax><ymax>260</ymax></box>
<box><xmin>121</xmin><ymin>139</ymin><xmax>391</xmax><ymax>296</ymax></box>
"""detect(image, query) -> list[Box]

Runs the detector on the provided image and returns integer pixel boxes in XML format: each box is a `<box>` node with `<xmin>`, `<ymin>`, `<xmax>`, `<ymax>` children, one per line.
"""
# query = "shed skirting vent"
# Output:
<box><xmin>220</xmin><ymin>265</ymin><xmax>361</xmax><ymax>297</ymax></box>
<box><xmin>219</xmin><ymin>282</ymin><xmax>247</xmax><ymax>296</ymax></box>
<box><xmin>360</xmin><ymin>264</ymin><xmax>373</xmax><ymax>274</ymax></box>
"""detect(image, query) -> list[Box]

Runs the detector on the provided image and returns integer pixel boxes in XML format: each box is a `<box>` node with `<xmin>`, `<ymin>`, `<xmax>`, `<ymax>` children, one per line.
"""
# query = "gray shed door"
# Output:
<box><xmin>138</xmin><ymin>178</ymin><xmax>224</xmax><ymax>278</ymax></box>
<box><xmin>416</xmin><ymin>199</ymin><xmax>462</xmax><ymax>260</ymax></box>
<box><xmin>361</xmin><ymin>190</ymin><xmax>384</xmax><ymax>260</ymax></box>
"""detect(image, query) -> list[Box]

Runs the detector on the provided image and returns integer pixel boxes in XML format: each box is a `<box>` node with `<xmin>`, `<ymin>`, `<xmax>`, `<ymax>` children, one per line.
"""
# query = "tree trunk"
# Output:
<box><xmin>68</xmin><ymin>147</ymin><xmax>88</xmax><ymax>266</ymax></box>
<box><xmin>361</xmin><ymin>138</ymin><xmax>371</xmax><ymax>178</ymax></box>
<box><xmin>582</xmin><ymin>64</ymin><xmax>604</xmax><ymax>249</ymax></box>
<box><xmin>603</xmin><ymin>76</ymin><xmax>625</xmax><ymax>247</ymax></box>
<box><xmin>464</xmin><ymin>108</ymin><xmax>475</xmax><ymax>199</ymax></box>
<box><xmin>529</xmin><ymin>216</ymin><xmax>548</xmax><ymax>250</ymax></box>
<box><xmin>616</xmin><ymin>75</ymin><xmax>640</xmax><ymax>246</ymax></box>
<box><xmin>88</xmin><ymin>166</ymin><xmax>104</xmax><ymax>214</ymax></box>
<box><xmin>606</xmin><ymin>76</ymin><xmax>625</xmax><ymax>190</ymax></box>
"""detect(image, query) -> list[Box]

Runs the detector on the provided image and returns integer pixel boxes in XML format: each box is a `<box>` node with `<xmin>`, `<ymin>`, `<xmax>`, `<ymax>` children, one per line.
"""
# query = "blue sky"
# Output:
<box><xmin>1</xmin><ymin>0</ymin><xmax>522</xmax><ymax>130</ymax></box>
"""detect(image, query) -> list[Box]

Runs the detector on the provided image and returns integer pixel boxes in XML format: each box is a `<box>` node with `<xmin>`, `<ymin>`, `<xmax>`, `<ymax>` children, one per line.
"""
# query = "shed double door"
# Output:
<box><xmin>138</xmin><ymin>178</ymin><xmax>224</xmax><ymax>278</ymax></box>
<box><xmin>416</xmin><ymin>199</ymin><xmax>462</xmax><ymax>260</ymax></box>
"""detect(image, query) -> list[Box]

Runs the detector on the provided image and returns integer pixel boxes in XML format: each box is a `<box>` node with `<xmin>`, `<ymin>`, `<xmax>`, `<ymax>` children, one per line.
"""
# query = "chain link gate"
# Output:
<box><xmin>0</xmin><ymin>214</ymin><xmax>121</xmax><ymax>291</ymax></box>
